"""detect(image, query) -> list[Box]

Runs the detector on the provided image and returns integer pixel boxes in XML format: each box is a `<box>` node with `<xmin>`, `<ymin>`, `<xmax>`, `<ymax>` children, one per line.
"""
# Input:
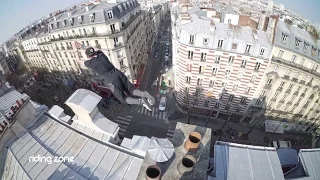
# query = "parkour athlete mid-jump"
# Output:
<box><xmin>83</xmin><ymin>47</ymin><xmax>155</xmax><ymax>111</ymax></box>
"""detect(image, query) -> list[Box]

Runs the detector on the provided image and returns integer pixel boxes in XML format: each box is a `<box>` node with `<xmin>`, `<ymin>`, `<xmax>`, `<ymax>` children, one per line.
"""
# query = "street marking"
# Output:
<box><xmin>114</xmin><ymin>119</ymin><xmax>130</xmax><ymax>125</ymax></box>
<box><xmin>116</xmin><ymin>116</ymin><xmax>132</xmax><ymax>121</ymax></box>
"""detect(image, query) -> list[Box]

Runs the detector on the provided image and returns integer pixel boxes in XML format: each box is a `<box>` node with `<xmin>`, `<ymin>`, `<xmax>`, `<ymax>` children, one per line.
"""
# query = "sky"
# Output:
<box><xmin>0</xmin><ymin>0</ymin><xmax>320</xmax><ymax>44</ymax></box>
<box><xmin>0</xmin><ymin>0</ymin><xmax>83</xmax><ymax>44</ymax></box>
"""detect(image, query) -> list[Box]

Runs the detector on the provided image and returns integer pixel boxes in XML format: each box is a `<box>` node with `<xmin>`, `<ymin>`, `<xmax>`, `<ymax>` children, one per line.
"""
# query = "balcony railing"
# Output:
<box><xmin>287</xmin><ymin>101</ymin><xmax>292</xmax><ymax>105</ymax></box>
<box><xmin>299</xmin><ymin>80</ymin><xmax>305</xmax><ymax>85</ymax></box>
<box><xmin>95</xmin><ymin>44</ymin><xmax>101</xmax><ymax>49</ymax></box>
<box><xmin>279</xmin><ymin>99</ymin><xmax>285</xmax><ymax>104</ymax></box>
<box><xmin>271</xmin><ymin>97</ymin><xmax>277</xmax><ymax>102</ymax></box>
<box><xmin>285</xmin><ymin>89</ymin><xmax>292</xmax><ymax>94</ymax></box>
<box><xmin>38</xmin><ymin>41</ymin><xmax>52</xmax><ymax>45</ymax></box>
<box><xmin>61</xmin><ymin>47</ymin><xmax>65</xmax><ymax>50</ymax></box>
<box><xmin>301</xmin><ymin>93</ymin><xmax>306</xmax><ymax>97</ymax></box>
<box><xmin>292</xmin><ymin>78</ymin><xmax>298</xmax><ymax>82</ymax></box>
<box><xmin>272</xmin><ymin>56</ymin><xmax>320</xmax><ymax>78</ymax></box>
<box><xmin>277</xmin><ymin>87</ymin><xmax>283</xmax><ymax>91</ymax></box>
<box><xmin>293</xmin><ymin>91</ymin><xmax>299</xmax><ymax>95</ymax></box>
<box><xmin>114</xmin><ymin>42</ymin><xmax>123</xmax><ymax>48</ymax></box>
<box><xmin>67</xmin><ymin>46</ymin><xmax>72</xmax><ymax>50</ymax></box>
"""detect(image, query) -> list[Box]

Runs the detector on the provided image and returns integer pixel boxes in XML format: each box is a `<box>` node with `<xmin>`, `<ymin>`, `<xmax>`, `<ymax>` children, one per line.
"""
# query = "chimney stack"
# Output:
<box><xmin>16</xmin><ymin>100</ymin><xmax>22</xmax><ymax>108</ymax></box>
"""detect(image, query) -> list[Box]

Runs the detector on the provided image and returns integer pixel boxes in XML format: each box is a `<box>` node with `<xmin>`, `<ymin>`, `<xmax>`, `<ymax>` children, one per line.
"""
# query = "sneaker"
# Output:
<box><xmin>143</xmin><ymin>91</ymin><xmax>155</xmax><ymax>105</ymax></box>
<box><xmin>141</xmin><ymin>97</ymin><xmax>152</xmax><ymax>111</ymax></box>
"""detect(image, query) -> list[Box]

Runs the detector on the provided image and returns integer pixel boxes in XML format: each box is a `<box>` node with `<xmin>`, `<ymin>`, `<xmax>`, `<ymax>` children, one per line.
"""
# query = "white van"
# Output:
<box><xmin>159</xmin><ymin>96</ymin><xmax>167</xmax><ymax>111</ymax></box>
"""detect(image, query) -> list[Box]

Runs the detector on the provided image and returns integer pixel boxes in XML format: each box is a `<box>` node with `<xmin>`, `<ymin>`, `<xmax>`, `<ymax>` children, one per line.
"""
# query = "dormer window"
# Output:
<box><xmin>123</xmin><ymin>3</ymin><xmax>127</xmax><ymax>10</ymax></box>
<box><xmin>311</xmin><ymin>46</ymin><xmax>317</xmax><ymax>56</ymax></box>
<box><xmin>295</xmin><ymin>38</ymin><xmax>301</xmax><ymax>48</ymax></box>
<box><xmin>50</xmin><ymin>24</ymin><xmax>54</xmax><ymax>29</ymax></box>
<box><xmin>118</xmin><ymin>5</ymin><xmax>123</xmax><ymax>14</ymax></box>
<box><xmin>89</xmin><ymin>13</ymin><xmax>95</xmax><ymax>22</ymax></box>
<box><xmin>63</xmin><ymin>20</ymin><xmax>67</xmax><ymax>26</ymax></box>
<box><xmin>107</xmin><ymin>11</ymin><xmax>113</xmax><ymax>19</ymax></box>
<box><xmin>281</xmin><ymin>33</ymin><xmax>288</xmax><ymax>43</ymax></box>
<box><xmin>69</xmin><ymin>18</ymin><xmax>74</xmax><ymax>26</ymax></box>
<box><xmin>127</xmin><ymin>2</ymin><xmax>130</xmax><ymax>8</ymax></box>
<box><xmin>304</xmin><ymin>42</ymin><xmax>309</xmax><ymax>52</ymax></box>
<box><xmin>78</xmin><ymin>16</ymin><xmax>83</xmax><ymax>23</ymax></box>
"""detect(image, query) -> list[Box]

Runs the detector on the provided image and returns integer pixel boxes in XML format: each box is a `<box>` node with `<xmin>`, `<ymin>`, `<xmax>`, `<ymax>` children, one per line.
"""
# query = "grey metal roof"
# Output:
<box><xmin>50</xmin><ymin>0</ymin><xmax>140</xmax><ymax>32</ymax></box>
<box><xmin>275</xmin><ymin>21</ymin><xmax>320</xmax><ymax>62</ymax></box>
<box><xmin>0</xmin><ymin>114</ymin><xmax>143</xmax><ymax>180</ymax></box>
<box><xmin>296</xmin><ymin>148</ymin><xmax>320</xmax><ymax>180</ymax></box>
<box><xmin>214</xmin><ymin>141</ymin><xmax>285</xmax><ymax>180</ymax></box>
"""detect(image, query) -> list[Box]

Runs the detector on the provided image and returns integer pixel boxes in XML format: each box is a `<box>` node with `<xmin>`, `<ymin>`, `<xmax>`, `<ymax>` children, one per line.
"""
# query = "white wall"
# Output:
<box><xmin>224</xmin><ymin>14</ymin><xmax>239</xmax><ymax>25</ymax></box>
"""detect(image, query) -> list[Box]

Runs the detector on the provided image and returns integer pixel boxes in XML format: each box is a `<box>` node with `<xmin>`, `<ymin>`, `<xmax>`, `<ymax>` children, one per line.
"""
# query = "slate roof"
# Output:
<box><xmin>275</xmin><ymin>21</ymin><xmax>320</xmax><ymax>63</ymax></box>
<box><xmin>0</xmin><ymin>114</ymin><xmax>143</xmax><ymax>180</ymax></box>
<box><xmin>50</xmin><ymin>0</ymin><xmax>140</xmax><ymax>31</ymax></box>
<box><xmin>296</xmin><ymin>148</ymin><xmax>320</xmax><ymax>180</ymax></box>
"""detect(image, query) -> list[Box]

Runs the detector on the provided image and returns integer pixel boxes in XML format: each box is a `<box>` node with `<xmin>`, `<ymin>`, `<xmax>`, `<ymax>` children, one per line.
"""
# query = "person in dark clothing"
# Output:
<box><xmin>84</xmin><ymin>47</ymin><xmax>155</xmax><ymax>111</ymax></box>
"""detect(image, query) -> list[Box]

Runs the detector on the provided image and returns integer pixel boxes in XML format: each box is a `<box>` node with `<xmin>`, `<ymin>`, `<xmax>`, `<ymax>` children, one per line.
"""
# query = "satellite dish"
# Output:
<box><xmin>147</xmin><ymin>137</ymin><xmax>174</xmax><ymax>163</ymax></box>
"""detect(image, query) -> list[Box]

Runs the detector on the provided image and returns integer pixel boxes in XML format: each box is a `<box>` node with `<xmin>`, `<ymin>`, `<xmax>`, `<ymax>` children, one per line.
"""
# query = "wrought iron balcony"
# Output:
<box><xmin>95</xmin><ymin>44</ymin><xmax>101</xmax><ymax>49</ymax></box>
<box><xmin>277</xmin><ymin>87</ymin><xmax>283</xmax><ymax>91</ymax></box>
<box><xmin>67</xmin><ymin>46</ymin><xmax>72</xmax><ymax>50</ymax></box>
<box><xmin>299</xmin><ymin>80</ymin><xmax>305</xmax><ymax>85</ymax></box>
<box><xmin>61</xmin><ymin>47</ymin><xmax>65</xmax><ymax>50</ymax></box>
<box><xmin>114</xmin><ymin>42</ymin><xmax>123</xmax><ymax>48</ymax></box>
<box><xmin>287</xmin><ymin>101</ymin><xmax>292</xmax><ymax>105</ymax></box>
<box><xmin>293</xmin><ymin>91</ymin><xmax>299</xmax><ymax>95</ymax></box>
<box><xmin>272</xmin><ymin>56</ymin><xmax>320</xmax><ymax>78</ymax></box>
<box><xmin>279</xmin><ymin>99</ymin><xmax>285</xmax><ymax>104</ymax></box>
<box><xmin>271</xmin><ymin>97</ymin><xmax>277</xmax><ymax>102</ymax></box>
<box><xmin>292</xmin><ymin>78</ymin><xmax>298</xmax><ymax>82</ymax></box>
<box><xmin>285</xmin><ymin>89</ymin><xmax>292</xmax><ymax>94</ymax></box>
<box><xmin>300</xmin><ymin>93</ymin><xmax>305</xmax><ymax>97</ymax></box>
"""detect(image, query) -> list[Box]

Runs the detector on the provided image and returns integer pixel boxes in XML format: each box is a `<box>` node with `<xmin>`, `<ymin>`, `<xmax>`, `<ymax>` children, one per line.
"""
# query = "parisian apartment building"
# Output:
<box><xmin>20</xmin><ymin>0</ymin><xmax>148</xmax><ymax>84</ymax></box>
<box><xmin>252</xmin><ymin>20</ymin><xmax>320</xmax><ymax>132</ymax></box>
<box><xmin>172</xmin><ymin>5</ymin><xmax>320</xmax><ymax>133</ymax></box>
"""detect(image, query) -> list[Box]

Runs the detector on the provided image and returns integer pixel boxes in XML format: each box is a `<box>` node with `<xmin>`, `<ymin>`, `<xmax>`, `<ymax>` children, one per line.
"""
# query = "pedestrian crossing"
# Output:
<box><xmin>113</xmin><ymin>115</ymin><xmax>132</xmax><ymax>138</ymax></box>
<box><xmin>137</xmin><ymin>106</ymin><xmax>169</xmax><ymax>121</ymax></box>
<box><xmin>166</xmin><ymin>125</ymin><xmax>176</xmax><ymax>141</ymax></box>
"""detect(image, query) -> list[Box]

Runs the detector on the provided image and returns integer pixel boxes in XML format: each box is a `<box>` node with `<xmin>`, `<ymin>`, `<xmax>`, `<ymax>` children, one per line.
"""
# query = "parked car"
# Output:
<box><xmin>159</xmin><ymin>96</ymin><xmax>167</xmax><ymax>111</ymax></box>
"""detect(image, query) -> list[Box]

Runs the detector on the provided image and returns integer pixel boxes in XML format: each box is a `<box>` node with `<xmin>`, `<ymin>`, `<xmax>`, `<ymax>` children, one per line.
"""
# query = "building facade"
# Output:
<box><xmin>174</xmin><ymin>8</ymin><xmax>272</xmax><ymax>121</ymax></box>
<box><xmin>21</xmin><ymin>0</ymin><xmax>148</xmax><ymax>84</ymax></box>
<box><xmin>252</xmin><ymin>20</ymin><xmax>320</xmax><ymax>132</ymax></box>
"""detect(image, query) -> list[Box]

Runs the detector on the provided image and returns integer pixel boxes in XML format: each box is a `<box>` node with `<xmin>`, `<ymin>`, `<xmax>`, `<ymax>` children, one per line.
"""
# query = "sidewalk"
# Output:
<box><xmin>167</xmin><ymin>91</ymin><xmax>312</xmax><ymax>150</ymax></box>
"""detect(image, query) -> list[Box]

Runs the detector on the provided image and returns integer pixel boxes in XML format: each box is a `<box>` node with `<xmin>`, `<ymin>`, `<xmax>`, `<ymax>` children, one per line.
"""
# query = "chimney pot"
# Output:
<box><xmin>16</xmin><ymin>100</ymin><xmax>22</xmax><ymax>107</ymax></box>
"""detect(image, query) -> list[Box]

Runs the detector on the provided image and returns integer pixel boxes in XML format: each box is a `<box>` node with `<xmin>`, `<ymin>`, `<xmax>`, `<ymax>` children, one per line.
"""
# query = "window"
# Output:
<box><xmin>274</xmin><ymin>92</ymin><xmax>279</xmax><ymax>98</ymax></box>
<box><xmin>254</xmin><ymin>62</ymin><xmax>261</xmax><ymax>70</ymax></box>
<box><xmin>64</xmin><ymin>52</ymin><xmax>68</xmax><ymax>57</ymax></box>
<box><xmin>288</xmin><ymin>84</ymin><xmax>293</xmax><ymax>90</ymax></box>
<box><xmin>260</xmin><ymin>48</ymin><xmax>265</xmax><ymax>56</ymax></box>
<box><xmin>245</xmin><ymin>87</ymin><xmax>251</xmax><ymax>94</ymax></box>
<box><xmin>89</xmin><ymin>13</ymin><xmax>95</xmax><ymax>22</ymax></box>
<box><xmin>278</xmin><ymin>50</ymin><xmax>284</xmax><ymax>58</ymax></box>
<box><xmin>222</xmin><ymin>82</ymin><xmax>227</xmax><ymax>89</ymax></box>
<box><xmin>110</xmin><ymin>24</ymin><xmax>116</xmax><ymax>32</ymax></box>
<box><xmin>70</xmin><ymin>52</ymin><xmax>73</xmax><ymax>58</ymax></box>
<box><xmin>218</xmin><ymin>40</ymin><xmax>223</xmax><ymax>48</ymax></box>
<box><xmin>274</xmin><ymin>65</ymin><xmax>279</xmax><ymax>71</ymax></box>
<box><xmin>186</xmin><ymin>76</ymin><xmax>191</xmax><ymax>83</ymax></box>
<box><xmin>187</xmin><ymin>64</ymin><xmax>192</xmax><ymax>72</ymax></box>
<box><xmin>261</xmin><ymin>90</ymin><xmax>267</xmax><ymax>96</ymax></box>
<box><xmin>107</xmin><ymin>11</ymin><xmax>114</xmax><ymax>19</ymax></box>
<box><xmin>204</xmin><ymin>100</ymin><xmax>210</xmax><ymax>107</ymax></box>
<box><xmin>255</xmin><ymin>99</ymin><xmax>262</xmax><ymax>106</ymax></box>
<box><xmin>188</xmin><ymin>51</ymin><xmax>193</xmax><ymax>59</ymax></box>
<box><xmin>232</xmin><ymin>43</ymin><xmax>237</xmax><ymax>50</ymax></box>
<box><xmin>281</xmin><ymin>33</ymin><xmax>288</xmax><ymax>43</ymax></box>
<box><xmin>245</xmin><ymin>44</ymin><xmax>251</xmax><ymax>53</ymax></box>
<box><xmin>295</xmin><ymin>38</ymin><xmax>301</xmax><ymax>48</ymax></box>
<box><xmin>185</xmin><ymin>87</ymin><xmax>189</xmax><ymax>93</ymax></box>
<box><xmin>241</xmin><ymin>60</ymin><xmax>246</xmax><ymax>68</ymax></box>
<box><xmin>280</xmin><ymin>81</ymin><xmax>285</xmax><ymax>87</ymax></box>
<box><xmin>266</xmin><ymin>79</ymin><xmax>272</xmax><ymax>85</ymax></box>
<box><xmin>215</xmin><ymin>55</ymin><xmax>220</xmax><ymax>64</ymax></box>
<box><xmin>232</xmin><ymin>84</ymin><xmax>238</xmax><ymax>91</ymax></box>
<box><xmin>237</xmin><ymin>71</ymin><xmax>244</xmax><ymax>79</ymax></box>
<box><xmin>225</xmin><ymin>69</ymin><xmax>231</xmax><ymax>76</ymax></box>
<box><xmin>215</xmin><ymin>102</ymin><xmax>220</xmax><ymax>108</ymax></box>
<box><xmin>240</xmin><ymin>97</ymin><xmax>246</xmax><ymax>103</ymax></box>
<box><xmin>212</xmin><ymin>68</ymin><xmax>218</xmax><ymax>75</ymax></box>
<box><xmin>197</xmin><ymin>78</ymin><xmax>202</xmax><ymax>85</ymax></box>
<box><xmin>58</xmin><ymin>52</ymin><xmax>62</xmax><ymax>57</ymax></box>
<box><xmin>209</xmin><ymin>80</ymin><xmax>214</xmax><ymax>88</ymax></box>
<box><xmin>228</xmin><ymin>95</ymin><xmax>234</xmax><ymax>102</ymax></box>
<box><xmin>291</xmin><ymin>55</ymin><xmax>297</xmax><ymax>63</ymax></box>
<box><xmin>228</xmin><ymin>19</ymin><xmax>231</xmax><ymax>24</ymax></box>
<box><xmin>203</xmin><ymin>38</ymin><xmax>208</xmax><ymax>45</ymax></box>
<box><xmin>200</xmin><ymin>53</ymin><xmax>207</xmax><ymax>61</ymax></box>
<box><xmin>250</xmin><ymin>75</ymin><xmax>256</xmax><ymax>82</ymax></box>
<box><xmin>113</xmin><ymin>37</ymin><xmax>119</xmax><ymax>44</ymax></box>
<box><xmin>304</xmin><ymin>42</ymin><xmax>309</xmax><ymax>51</ymax></box>
<box><xmin>199</xmin><ymin>66</ymin><xmax>205</xmax><ymax>74</ymax></box>
<box><xmin>228</xmin><ymin>56</ymin><xmax>234</xmax><ymax>64</ymax></box>
<box><xmin>189</xmin><ymin>35</ymin><xmax>194</xmax><ymax>43</ymax></box>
